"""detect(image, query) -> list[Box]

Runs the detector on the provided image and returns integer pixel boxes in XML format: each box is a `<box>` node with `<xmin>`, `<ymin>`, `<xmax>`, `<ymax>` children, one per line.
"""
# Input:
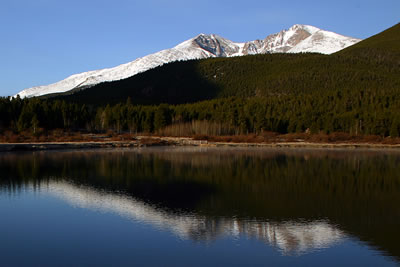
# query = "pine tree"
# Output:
<box><xmin>154</xmin><ymin>104</ymin><xmax>170</xmax><ymax>131</ymax></box>
<box><xmin>390</xmin><ymin>116</ymin><xmax>400</xmax><ymax>137</ymax></box>
<box><xmin>31</xmin><ymin>115</ymin><xmax>39</xmax><ymax>135</ymax></box>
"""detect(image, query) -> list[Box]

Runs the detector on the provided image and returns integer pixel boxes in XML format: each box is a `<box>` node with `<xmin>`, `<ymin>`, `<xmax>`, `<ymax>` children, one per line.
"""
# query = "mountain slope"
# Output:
<box><xmin>288</xmin><ymin>30</ymin><xmax>360</xmax><ymax>54</ymax></box>
<box><xmin>338</xmin><ymin>23</ymin><xmax>400</xmax><ymax>54</ymax></box>
<box><xmin>49</xmin><ymin>23</ymin><xmax>399</xmax><ymax>106</ymax></box>
<box><xmin>15</xmin><ymin>24</ymin><xmax>361</xmax><ymax>98</ymax></box>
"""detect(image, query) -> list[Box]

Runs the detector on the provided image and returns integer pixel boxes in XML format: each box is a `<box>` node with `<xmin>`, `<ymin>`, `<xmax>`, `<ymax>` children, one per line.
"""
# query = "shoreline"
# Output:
<box><xmin>1</xmin><ymin>136</ymin><xmax>400</xmax><ymax>152</ymax></box>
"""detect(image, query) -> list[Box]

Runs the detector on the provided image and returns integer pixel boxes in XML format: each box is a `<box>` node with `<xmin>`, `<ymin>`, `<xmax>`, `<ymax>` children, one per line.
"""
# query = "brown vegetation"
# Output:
<box><xmin>156</xmin><ymin>121</ymin><xmax>236</xmax><ymax>137</ymax></box>
<box><xmin>0</xmin><ymin>130</ymin><xmax>137</xmax><ymax>143</ymax></box>
<box><xmin>192</xmin><ymin>132</ymin><xmax>400</xmax><ymax>145</ymax></box>
<box><xmin>1</xmin><ymin>129</ymin><xmax>400</xmax><ymax>146</ymax></box>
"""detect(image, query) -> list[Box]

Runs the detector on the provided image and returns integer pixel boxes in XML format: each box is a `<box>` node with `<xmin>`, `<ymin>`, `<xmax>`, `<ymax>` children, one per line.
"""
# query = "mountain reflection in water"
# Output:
<box><xmin>44</xmin><ymin>180</ymin><xmax>345</xmax><ymax>255</ymax></box>
<box><xmin>1</xmin><ymin>147</ymin><xmax>399</xmax><ymax>262</ymax></box>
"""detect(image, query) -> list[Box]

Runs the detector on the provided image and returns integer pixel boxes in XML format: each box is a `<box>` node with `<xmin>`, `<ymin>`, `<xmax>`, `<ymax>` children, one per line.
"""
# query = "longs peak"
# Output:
<box><xmin>15</xmin><ymin>25</ymin><xmax>361</xmax><ymax>98</ymax></box>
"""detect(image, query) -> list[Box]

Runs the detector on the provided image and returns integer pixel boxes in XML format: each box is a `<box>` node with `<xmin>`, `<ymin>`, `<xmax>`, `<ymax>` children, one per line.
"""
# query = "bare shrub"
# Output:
<box><xmin>382</xmin><ymin>137</ymin><xmax>400</xmax><ymax>145</ymax></box>
<box><xmin>309</xmin><ymin>133</ymin><xmax>329</xmax><ymax>143</ymax></box>
<box><xmin>362</xmin><ymin>135</ymin><xmax>383</xmax><ymax>143</ymax></box>
<box><xmin>328</xmin><ymin>132</ymin><xmax>353</xmax><ymax>142</ymax></box>
<box><xmin>193</xmin><ymin>134</ymin><xmax>210</xmax><ymax>141</ymax></box>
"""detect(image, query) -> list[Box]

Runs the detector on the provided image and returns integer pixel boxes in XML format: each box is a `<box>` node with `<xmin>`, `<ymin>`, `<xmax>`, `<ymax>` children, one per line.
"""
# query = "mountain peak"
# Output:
<box><xmin>192</xmin><ymin>33</ymin><xmax>238</xmax><ymax>57</ymax></box>
<box><xmin>289</xmin><ymin>24</ymin><xmax>321</xmax><ymax>34</ymax></box>
<box><xmin>194</xmin><ymin>33</ymin><xmax>212</xmax><ymax>39</ymax></box>
<box><xmin>15</xmin><ymin>25</ymin><xmax>361</xmax><ymax>98</ymax></box>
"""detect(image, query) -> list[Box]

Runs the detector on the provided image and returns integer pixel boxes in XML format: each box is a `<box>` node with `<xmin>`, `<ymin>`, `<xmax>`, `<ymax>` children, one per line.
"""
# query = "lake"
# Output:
<box><xmin>0</xmin><ymin>147</ymin><xmax>399</xmax><ymax>266</ymax></box>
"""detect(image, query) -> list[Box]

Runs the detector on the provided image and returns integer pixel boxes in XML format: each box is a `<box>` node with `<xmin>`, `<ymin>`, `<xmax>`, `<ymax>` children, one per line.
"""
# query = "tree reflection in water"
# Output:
<box><xmin>0</xmin><ymin>147</ymin><xmax>399</xmax><ymax>259</ymax></box>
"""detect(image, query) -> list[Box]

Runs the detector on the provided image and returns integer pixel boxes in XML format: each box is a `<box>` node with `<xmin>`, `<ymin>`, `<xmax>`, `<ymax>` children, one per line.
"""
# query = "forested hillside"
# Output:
<box><xmin>1</xmin><ymin>23</ymin><xmax>400</xmax><ymax>139</ymax></box>
<box><xmin>2</xmin><ymin>88</ymin><xmax>400</xmax><ymax>138</ymax></box>
<box><xmin>47</xmin><ymin>24</ymin><xmax>400</xmax><ymax>106</ymax></box>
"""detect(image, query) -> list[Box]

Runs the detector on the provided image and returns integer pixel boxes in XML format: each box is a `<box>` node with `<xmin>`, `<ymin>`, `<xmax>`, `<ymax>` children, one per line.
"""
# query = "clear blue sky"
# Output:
<box><xmin>1</xmin><ymin>0</ymin><xmax>399</xmax><ymax>96</ymax></box>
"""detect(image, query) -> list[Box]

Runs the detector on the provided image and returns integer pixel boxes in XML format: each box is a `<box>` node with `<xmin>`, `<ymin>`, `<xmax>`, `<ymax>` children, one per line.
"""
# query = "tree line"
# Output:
<box><xmin>2</xmin><ymin>85</ymin><xmax>400</xmax><ymax>137</ymax></box>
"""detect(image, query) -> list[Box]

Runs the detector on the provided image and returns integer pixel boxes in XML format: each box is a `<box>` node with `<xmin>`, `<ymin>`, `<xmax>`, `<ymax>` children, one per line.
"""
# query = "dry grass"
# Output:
<box><xmin>192</xmin><ymin>132</ymin><xmax>400</xmax><ymax>145</ymax></box>
<box><xmin>0</xmin><ymin>130</ymin><xmax>134</xmax><ymax>143</ymax></box>
<box><xmin>139</xmin><ymin>137</ymin><xmax>168</xmax><ymax>146</ymax></box>
<box><xmin>1</xmin><ymin>129</ymin><xmax>400</xmax><ymax>146</ymax></box>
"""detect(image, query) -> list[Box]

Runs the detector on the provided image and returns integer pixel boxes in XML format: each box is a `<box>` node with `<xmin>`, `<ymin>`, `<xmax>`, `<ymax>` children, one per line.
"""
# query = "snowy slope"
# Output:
<box><xmin>15</xmin><ymin>25</ymin><xmax>361</xmax><ymax>98</ymax></box>
<box><xmin>288</xmin><ymin>29</ymin><xmax>361</xmax><ymax>54</ymax></box>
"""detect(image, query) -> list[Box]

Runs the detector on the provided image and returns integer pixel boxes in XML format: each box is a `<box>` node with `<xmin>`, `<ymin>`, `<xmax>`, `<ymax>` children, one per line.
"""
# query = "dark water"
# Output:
<box><xmin>1</xmin><ymin>147</ymin><xmax>399</xmax><ymax>266</ymax></box>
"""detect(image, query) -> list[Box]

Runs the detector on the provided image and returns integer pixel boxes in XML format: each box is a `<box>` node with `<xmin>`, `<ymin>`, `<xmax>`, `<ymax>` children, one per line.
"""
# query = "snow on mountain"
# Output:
<box><xmin>15</xmin><ymin>24</ymin><xmax>361</xmax><ymax>98</ymax></box>
<box><xmin>288</xmin><ymin>29</ymin><xmax>361</xmax><ymax>54</ymax></box>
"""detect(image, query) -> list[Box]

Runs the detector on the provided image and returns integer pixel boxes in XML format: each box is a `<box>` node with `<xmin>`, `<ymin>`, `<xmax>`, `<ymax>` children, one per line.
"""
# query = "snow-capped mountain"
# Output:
<box><xmin>15</xmin><ymin>24</ymin><xmax>361</xmax><ymax>98</ymax></box>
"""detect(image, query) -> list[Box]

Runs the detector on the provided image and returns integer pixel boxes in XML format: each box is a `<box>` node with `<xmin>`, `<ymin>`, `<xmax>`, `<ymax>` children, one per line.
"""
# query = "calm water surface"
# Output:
<box><xmin>0</xmin><ymin>147</ymin><xmax>399</xmax><ymax>266</ymax></box>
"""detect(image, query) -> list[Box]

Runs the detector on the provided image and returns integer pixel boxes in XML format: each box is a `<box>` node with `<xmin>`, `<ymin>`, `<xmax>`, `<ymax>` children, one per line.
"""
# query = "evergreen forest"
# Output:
<box><xmin>1</xmin><ymin>23</ymin><xmax>400</xmax><ymax>140</ymax></box>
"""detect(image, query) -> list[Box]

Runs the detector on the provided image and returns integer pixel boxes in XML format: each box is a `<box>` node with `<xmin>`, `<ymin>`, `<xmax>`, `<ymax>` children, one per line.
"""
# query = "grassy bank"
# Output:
<box><xmin>2</xmin><ymin>131</ymin><xmax>400</xmax><ymax>152</ymax></box>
